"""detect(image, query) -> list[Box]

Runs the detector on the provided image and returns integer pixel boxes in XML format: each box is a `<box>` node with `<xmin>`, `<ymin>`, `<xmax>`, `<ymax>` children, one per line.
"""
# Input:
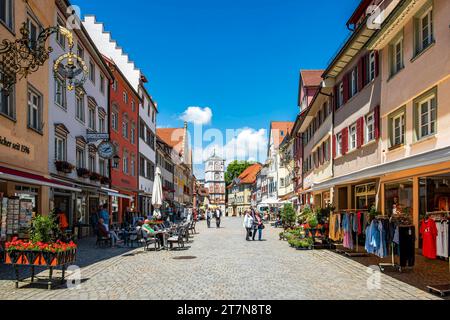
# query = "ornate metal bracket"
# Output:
<box><xmin>0</xmin><ymin>22</ymin><xmax>85</xmax><ymax>94</ymax></box>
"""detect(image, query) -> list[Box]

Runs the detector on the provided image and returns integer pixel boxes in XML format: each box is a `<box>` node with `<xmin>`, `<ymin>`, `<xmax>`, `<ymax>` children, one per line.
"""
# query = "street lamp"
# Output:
<box><xmin>0</xmin><ymin>22</ymin><xmax>87</xmax><ymax>94</ymax></box>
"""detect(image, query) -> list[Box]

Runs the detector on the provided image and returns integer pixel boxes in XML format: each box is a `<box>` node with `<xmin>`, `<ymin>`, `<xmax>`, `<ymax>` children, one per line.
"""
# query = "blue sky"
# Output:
<box><xmin>73</xmin><ymin>0</ymin><xmax>359</xmax><ymax>177</ymax></box>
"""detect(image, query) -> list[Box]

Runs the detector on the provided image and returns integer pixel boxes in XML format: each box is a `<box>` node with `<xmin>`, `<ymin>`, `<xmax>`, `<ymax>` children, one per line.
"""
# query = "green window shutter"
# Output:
<box><xmin>413</xmin><ymin>17</ymin><xmax>420</xmax><ymax>56</ymax></box>
<box><xmin>413</xmin><ymin>100</ymin><xmax>419</xmax><ymax>141</ymax></box>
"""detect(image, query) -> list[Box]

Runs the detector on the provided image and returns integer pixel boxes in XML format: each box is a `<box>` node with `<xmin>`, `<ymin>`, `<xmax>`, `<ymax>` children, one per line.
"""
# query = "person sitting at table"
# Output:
<box><xmin>97</xmin><ymin>218</ymin><xmax>123</xmax><ymax>247</ymax></box>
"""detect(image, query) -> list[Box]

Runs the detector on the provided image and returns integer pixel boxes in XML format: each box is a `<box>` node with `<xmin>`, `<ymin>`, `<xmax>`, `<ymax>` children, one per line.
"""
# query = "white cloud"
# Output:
<box><xmin>195</xmin><ymin>128</ymin><xmax>267</xmax><ymax>166</ymax></box>
<box><xmin>180</xmin><ymin>106</ymin><xmax>213</xmax><ymax>125</ymax></box>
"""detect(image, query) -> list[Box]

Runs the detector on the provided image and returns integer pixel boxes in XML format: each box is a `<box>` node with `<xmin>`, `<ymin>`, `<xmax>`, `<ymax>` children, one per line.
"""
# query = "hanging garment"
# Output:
<box><xmin>436</xmin><ymin>220</ymin><xmax>449</xmax><ymax>258</ymax></box>
<box><xmin>399</xmin><ymin>225</ymin><xmax>415</xmax><ymax>267</ymax></box>
<box><xmin>342</xmin><ymin>213</ymin><xmax>353</xmax><ymax>250</ymax></box>
<box><xmin>376</xmin><ymin>221</ymin><xmax>388</xmax><ymax>258</ymax></box>
<box><xmin>357</xmin><ymin>211</ymin><xmax>362</xmax><ymax>235</ymax></box>
<box><xmin>352</xmin><ymin>213</ymin><xmax>359</xmax><ymax>234</ymax></box>
<box><xmin>366</xmin><ymin>220</ymin><xmax>380</xmax><ymax>254</ymax></box>
<box><xmin>420</xmin><ymin>219</ymin><xmax>438</xmax><ymax>259</ymax></box>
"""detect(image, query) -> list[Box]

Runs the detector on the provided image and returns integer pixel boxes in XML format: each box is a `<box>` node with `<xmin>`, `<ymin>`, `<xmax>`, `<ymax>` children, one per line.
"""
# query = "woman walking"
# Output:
<box><xmin>253</xmin><ymin>212</ymin><xmax>264</xmax><ymax>241</ymax></box>
<box><xmin>243</xmin><ymin>210</ymin><xmax>254</xmax><ymax>241</ymax></box>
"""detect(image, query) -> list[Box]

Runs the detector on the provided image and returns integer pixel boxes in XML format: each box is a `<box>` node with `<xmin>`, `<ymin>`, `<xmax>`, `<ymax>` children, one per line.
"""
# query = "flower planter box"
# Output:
<box><xmin>76</xmin><ymin>168</ymin><xmax>91</xmax><ymax>178</ymax></box>
<box><xmin>5</xmin><ymin>249</ymin><xmax>77</xmax><ymax>267</ymax></box>
<box><xmin>55</xmin><ymin>161</ymin><xmax>75</xmax><ymax>174</ymax></box>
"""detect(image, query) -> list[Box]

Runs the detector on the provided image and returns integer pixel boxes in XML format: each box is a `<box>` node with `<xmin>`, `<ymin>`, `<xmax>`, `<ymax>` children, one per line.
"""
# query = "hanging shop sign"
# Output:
<box><xmin>0</xmin><ymin>136</ymin><xmax>30</xmax><ymax>155</ymax></box>
<box><xmin>86</xmin><ymin>131</ymin><xmax>110</xmax><ymax>143</ymax></box>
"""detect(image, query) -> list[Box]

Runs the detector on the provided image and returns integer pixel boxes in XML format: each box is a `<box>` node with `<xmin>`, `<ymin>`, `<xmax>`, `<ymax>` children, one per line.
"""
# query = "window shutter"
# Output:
<box><xmin>375</xmin><ymin>51</ymin><xmax>380</xmax><ymax>78</ymax></box>
<box><xmin>374</xmin><ymin>105</ymin><xmax>380</xmax><ymax>140</ymax></box>
<box><xmin>342</xmin><ymin>128</ymin><xmax>349</xmax><ymax>155</ymax></box>
<box><xmin>343</xmin><ymin>74</ymin><xmax>349</xmax><ymax>104</ymax></box>
<box><xmin>321</xmin><ymin>143</ymin><xmax>326</xmax><ymax>164</ymax></box>
<box><xmin>332</xmin><ymin>135</ymin><xmax>337</xmax><ymax>159</ymax></box>
<box><xmin>357</xmin><ymin>117</ymin><xmax>364</xmax><ymax>148</ymax></box>
<box><xmin>358</xmin><ymin>58</ymin><xmax>364</xmax><ymax>92</ymax></box>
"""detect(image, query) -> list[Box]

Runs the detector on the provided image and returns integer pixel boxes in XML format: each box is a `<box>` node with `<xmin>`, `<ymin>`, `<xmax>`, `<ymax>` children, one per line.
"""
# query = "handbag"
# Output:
<box><xmin>248</xmin><ymin>230</ymin><xmax>253</xmax><ymax>237</ymax></box>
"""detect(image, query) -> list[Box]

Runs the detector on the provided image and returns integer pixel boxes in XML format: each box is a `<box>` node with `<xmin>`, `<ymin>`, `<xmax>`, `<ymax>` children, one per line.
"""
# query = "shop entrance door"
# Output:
<box><xmin>54</xmin><ymin>194</ymin><xmax>72</xmax><ymax>227</ymax></box>
<box><xmin>89</xmin><ymin>197</ymin><xmax>100</xmax><ymax>235</ymax></box>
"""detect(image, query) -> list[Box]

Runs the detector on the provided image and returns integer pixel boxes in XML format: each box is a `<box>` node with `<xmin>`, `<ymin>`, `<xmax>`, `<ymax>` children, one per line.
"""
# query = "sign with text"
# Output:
<box><xmin>86</xmin><ymin>131</ymin><xmax>109</xmax><ymax>143</ymax></box>
<box><xmin>0</xmin><ymin>136</ymin><xmax>31</xmax><ymax>155</ymax></box>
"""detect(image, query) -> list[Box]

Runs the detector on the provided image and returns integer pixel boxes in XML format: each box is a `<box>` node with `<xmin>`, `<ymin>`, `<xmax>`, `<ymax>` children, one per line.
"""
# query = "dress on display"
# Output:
<box><xmin>420</xmin><ymin>219</ymin><xmax>438</xmax><ymax>259</ymax></box>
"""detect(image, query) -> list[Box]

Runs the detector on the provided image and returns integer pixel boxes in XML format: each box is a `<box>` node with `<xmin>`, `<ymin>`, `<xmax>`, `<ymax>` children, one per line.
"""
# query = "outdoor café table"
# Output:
<box><xmin>154</xmin><ymin>230</ymin><xmax>169</xmax><ymax>250</ymax></box>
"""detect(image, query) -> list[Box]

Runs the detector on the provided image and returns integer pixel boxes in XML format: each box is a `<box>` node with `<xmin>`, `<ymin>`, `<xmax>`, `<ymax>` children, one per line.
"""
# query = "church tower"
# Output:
<box><xmin>204</xmin><ymin>150</ymin><xmax>226</xmax><ymax>212</ymax></box>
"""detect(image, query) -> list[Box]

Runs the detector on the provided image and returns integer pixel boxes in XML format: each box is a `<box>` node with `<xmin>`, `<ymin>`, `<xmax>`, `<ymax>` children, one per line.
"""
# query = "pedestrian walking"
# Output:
<box><xmin>215</xmin><ymin>208</ymin><xmax>222</xmax><ymax>228</ymax></box>
<box><xmin>253</xmin><ymin>212</ymin><xmax>264</xmax><ymax>241</ymax></box>
<box><xmin>243</xmin><ymin>210</ymin><xmax>254</xmax><ymax>241</ymax></box>
<box><xmin>206</xmin><ymin>209</ymin><xmax>212</xmax><ymax>228</ymax></box>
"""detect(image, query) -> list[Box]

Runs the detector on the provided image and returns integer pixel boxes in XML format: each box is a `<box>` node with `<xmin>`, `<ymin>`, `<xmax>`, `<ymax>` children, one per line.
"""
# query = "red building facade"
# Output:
<box><xmin>104</xmin><ymin>57</ymin><xmax>140</xmax><ymax>224</ymax></box>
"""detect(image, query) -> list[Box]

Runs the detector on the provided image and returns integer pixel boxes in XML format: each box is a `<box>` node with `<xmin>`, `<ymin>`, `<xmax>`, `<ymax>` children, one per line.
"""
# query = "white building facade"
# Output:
<box><xmin>48</xmin><ymin>2</ymin><xmax>113</xmax><ymax>233</ymax></box>
<box><xmin>204</xmin><ymin>152</ymin><xmax>226</xmax><ymax>212</ymax></box>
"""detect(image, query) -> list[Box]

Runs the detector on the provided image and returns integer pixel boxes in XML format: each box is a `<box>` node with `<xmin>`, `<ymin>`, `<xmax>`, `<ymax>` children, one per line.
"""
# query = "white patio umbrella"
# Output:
<box><xmin>152</xmin><ymin>167</ymin><xmax>163</xmax><ymax>219</ymax></box>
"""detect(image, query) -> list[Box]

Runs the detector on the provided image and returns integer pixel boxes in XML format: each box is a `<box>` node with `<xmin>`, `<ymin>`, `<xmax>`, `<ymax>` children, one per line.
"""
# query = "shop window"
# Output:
<box><xmin>385</xmin><ymin>180</ymin><xmax>413</xmax><ymax>218</ymax></box>
<box><xmin>355</xmin><ymin>183</ymin><xmax>376</xmax><ymax>210</ymax></box>
<box><xmin>27</xmin><ymin>87</ymin><xmax>43</xmax><ymax>132</ymax></box>
<box><xmin>414</xmin><ymin>88</ymin><xmax>437</xmax><ymax>140</ymax></box>
<box><xmin>419</xmin><ymin>175</ymin><xmax>450</xmax><ymax>222</ymax></box>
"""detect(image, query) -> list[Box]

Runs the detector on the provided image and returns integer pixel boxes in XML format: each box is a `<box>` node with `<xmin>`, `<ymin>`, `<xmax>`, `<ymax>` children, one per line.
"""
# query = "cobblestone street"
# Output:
<box><xmin>0</xmin><ymin>218</ymin><xmax>441</xmax><ymax>300</ymax></box>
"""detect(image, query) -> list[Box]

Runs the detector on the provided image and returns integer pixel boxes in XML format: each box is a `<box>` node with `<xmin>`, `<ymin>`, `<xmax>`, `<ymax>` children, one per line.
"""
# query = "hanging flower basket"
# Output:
<box><xmin>55</xmin><ymin>161</ymin><xmax>75</xmax><ymax>174</ymax></box>
<box><xmin>4</xmin><ymin>239</ymin><xmax>77</xmax><ymax>267</ymax></box>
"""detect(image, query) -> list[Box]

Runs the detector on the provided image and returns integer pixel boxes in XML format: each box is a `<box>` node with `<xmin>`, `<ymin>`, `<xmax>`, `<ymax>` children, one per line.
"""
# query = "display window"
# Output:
<box><xmin>384</xmin><ymin>179</ymin><xmax>413</xmax><ymax>219</ymax></box>
<box><xmin>355</xmin><ymin>182</ymin><xmax>376</xmax><ymax>210</ymax></box>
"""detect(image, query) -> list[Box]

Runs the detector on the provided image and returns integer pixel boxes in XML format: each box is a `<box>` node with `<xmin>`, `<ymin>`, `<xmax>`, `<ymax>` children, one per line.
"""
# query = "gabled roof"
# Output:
<box><xmin>237</xmin><ymin>163</ymin><xmax>262</xmax><ymax>185</ymax></box>
<box><xmin>300</xmin><ymin>70</ymin><xmax>323</xmax><ymax>87</ymax></box>
<box><xmin>156</xmin><ymin>128</ymin><xmax>184</xmax><ymax>149</ymax></box>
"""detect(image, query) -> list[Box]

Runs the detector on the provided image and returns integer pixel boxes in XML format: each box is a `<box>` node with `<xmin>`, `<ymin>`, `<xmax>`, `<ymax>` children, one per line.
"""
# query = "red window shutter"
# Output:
<box><xmin>332</xmin><ymin>135</ymin><xmax>337</xmax><ymax>159</ymax></box>
<box><xmin>343</xmin><ymin>74</ymin><xmax>349</xmax><ymax>104</ymax></box>
<box><xmin>374</xmin><ymin>105</ymin><xmax>380</xmax><ymax>140</ymax></box>
<box><xmin>356</xmin><ymin>117</ymin><xmax>364</xmax><ymax>148</ymax></box>
<box><xmin>375</xmin><ymin>51</ymin><xmax>380</xmax><ymax>78</ymax></box>
<box><xmin>321</xmin><ymin>143</ymin><xmax>325</xmax><ymax>164</ymax></box>
<box><xmin>364</xmin><ymin>53</ymin><xmax>369</xmax><ymax>85</ymax></box>
<box><xmin>357</xmin><ymin>59</ymin><xmax>364</xmax><ymax>92</ymax></box>
<box><xmin>342</xmin><ymin>128</ymin><xmax>349</xmax><ymax>155</ymax></box>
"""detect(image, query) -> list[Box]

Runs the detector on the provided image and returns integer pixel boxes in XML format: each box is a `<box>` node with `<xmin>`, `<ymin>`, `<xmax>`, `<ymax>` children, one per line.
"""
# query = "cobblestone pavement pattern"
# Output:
<box><xmin>0</xmin><ymin>218</ymin><xmax>441</xmax><ymax>300</ymax></box>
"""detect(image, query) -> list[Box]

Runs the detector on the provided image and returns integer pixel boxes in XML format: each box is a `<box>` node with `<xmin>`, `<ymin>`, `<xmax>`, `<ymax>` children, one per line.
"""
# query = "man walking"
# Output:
<box><xmin>215</xmin><ymin>208</ymin><xmax>222</xmax><ymax>228</ymax></box>
<box><xmin>206</xmin><ymin>209</ymin><xmax>212</xmax><ymax>228</ymax></box>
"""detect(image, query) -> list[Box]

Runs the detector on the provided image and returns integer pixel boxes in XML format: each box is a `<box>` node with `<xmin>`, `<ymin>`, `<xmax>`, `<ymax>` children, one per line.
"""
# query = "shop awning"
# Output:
<box><xmin>312</xmin><ymin>146</ymin><xmax>450</xmax><ymax>191</ymax></box>
<box><xmin>101</xmin><ymin>187</ymin><xmax>134</xmax><ymax>200</ymax></box>
<box><xmin>0</xmin><ymin>166</ymin><xmax>82</xmax><ymax>192</ymax></box>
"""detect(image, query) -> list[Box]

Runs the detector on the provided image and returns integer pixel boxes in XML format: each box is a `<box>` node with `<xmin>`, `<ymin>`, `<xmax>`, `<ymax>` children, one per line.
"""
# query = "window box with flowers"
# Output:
<box><xmin>90</xmin><ymin>172</ymin><xmax>102</xmax><ymax>181</ymax></box>
<box><xmin>100</xmin><ymin>176</ymin><xmax>111</xmax><ymax>185</ymax></box>
<box><xmin>55</xmin><ymin>161</ymin><xmax>75</xmax><ymax>174</ymax></box>
<box><xmin>76</xmin><ymin>168</ymin><xmax>91</xmax><ymax>178</ymax></box>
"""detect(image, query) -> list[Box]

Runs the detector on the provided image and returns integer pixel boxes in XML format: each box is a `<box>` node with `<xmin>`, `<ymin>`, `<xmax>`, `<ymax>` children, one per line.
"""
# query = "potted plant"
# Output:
<box><xmin>76</xmin><ymin>168</ymin><xmax>91</xmax><ymax>178</ymax></box>
<box><xmin>55</xmin><ymin>161</ymin><xmax>74</xmax><ymax>174</ymax></box>
<box><xmin>280</xmin><ymin>203</ymin><xmax>297</xmax><ymax>229</ymax></box>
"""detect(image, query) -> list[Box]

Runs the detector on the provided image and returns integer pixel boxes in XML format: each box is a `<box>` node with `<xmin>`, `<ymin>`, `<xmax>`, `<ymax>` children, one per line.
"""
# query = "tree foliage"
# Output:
<box><xmin>224</xmin><ymin>160</ymin><xmax>254</xmax><ymax>186</ymax></box>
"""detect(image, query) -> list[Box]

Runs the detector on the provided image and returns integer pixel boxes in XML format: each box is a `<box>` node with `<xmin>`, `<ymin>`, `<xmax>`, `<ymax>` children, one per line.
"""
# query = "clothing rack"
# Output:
<box><xmin>378</xmin><ymin>214</ymin><xmax>413</xmax><ymax>273</ymax></box>
<box><xmin>334</xmin><ymin>210</ymin><xmax>369</xmax><ymax>257</ymax></box>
